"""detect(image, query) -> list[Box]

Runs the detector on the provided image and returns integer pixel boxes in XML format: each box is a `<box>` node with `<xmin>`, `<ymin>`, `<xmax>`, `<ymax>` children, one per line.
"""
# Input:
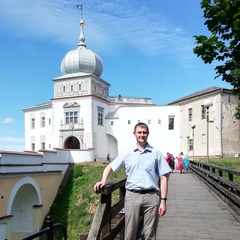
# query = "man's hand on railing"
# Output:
<box><xmin>94</xmin><ymin>181</ymin><xmax>106</xmax><ymax>194</ymax></box>
<box><xmin>94</xmin><ymin>165</ymin><xmax>113</xmax><ymax>193</ymax></box>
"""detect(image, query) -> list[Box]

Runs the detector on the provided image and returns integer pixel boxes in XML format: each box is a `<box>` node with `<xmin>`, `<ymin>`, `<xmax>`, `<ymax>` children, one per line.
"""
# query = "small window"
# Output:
<box><xmin>148</xmin><ymin>119</ymin><xmax>151</xmax><ymax>124</ymax></box>
<box><xmin>201</xmin><ymin>105</ymin><xmax>206</xmax><ymax>119</ymax></box>
<box><xmin>168</xmin><ymin>116</ymin><xmax>174</xmax><ymax>130</ymax></box>
<box><xmin>158</xmin><ymin>119</ymin><xmax>161</xmax><ymax>124</ymax></box>
<box><xmin>189</xmin><ymin>139</ymin><xmax>193</xmax><ymax>151</ymax></box>
<box><xmin>188</xmin><ymin>108</ymin><xmax>192</xmax><ymax>122</ymax></box>
<box><xmin>41</xmin><ymin>142</ymin><xmax>45</xmax><ymax>150</ymax></box>
<box><xmin>63</xmin><ymin>86</ymin><xmax>65</xmax><ymax>92</ymax></box>
<box><xmin>128</xmin><ymin>120</ymin><xmax>131</xmax><ymax>124</ymax></box>
<box><xmin>138</xmin><ymin>120</ymin><xmax>141</xmax><ymax>123</ymax></box>
<box><xmin>31</xmin><ymin>143</ymin><xmax>35</xmax><ymax>151</ymax></box>
<box><xmin>97</xmin><ymin>106</ymin><xmax>104</xmax><ymax>126</ymax></box>
<box><xmin>111</xmin><ymin>121</ymin><xmax>114</xmax><ymax>126</ymax></box>
<box><xmin>31</xmin><ymin>118</ymin><xmax>35</xmax><ymax>129</ymax></box>
<box><xmin>79</xmin><ymin>84</ymin><xmax>81</xmax><ymax>91</ymax></box>
<box><xmin>41</xmin><ymin>117</ymin><xmax>45</xmax><ymax>127</ymax></box>
<box><xmin>49</xmin><ymin>118</ymin><xmax>51</xmax><ymax>125</ymax></box>
<box><xmin>71</xmin><ymin>85</ymin><xmax>73</xmax><ymax>91</ymax></box>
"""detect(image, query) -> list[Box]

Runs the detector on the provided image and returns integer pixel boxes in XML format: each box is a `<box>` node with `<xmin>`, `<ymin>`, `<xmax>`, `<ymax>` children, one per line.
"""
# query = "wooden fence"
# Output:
<box><xmin>189</xmin><ymin>160</ymin><xmax>240</xmax><ymax>219</ymax></box>
<box><xmin>87</xmin><ymin>161</ymin><xmax>240</xmax><ymax>239</ymax></box>
<box><xmin>87</xmin><ymin>176</ymin><xmax>127</xmax><ymax>240</ymax></box>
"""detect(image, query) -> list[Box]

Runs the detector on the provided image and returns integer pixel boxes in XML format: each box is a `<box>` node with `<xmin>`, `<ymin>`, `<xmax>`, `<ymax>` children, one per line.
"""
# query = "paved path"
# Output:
<box><xmin>157</xmin><ymin>170</ymin><xmax>240</xmax><ymax>240</ymax></box>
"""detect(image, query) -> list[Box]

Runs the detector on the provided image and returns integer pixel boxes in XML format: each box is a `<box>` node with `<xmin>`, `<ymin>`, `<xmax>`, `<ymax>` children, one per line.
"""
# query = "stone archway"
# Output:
<box><xmin>8</xmin><ymin>177</ymin><xmax>41</xmax><ymax>233</ymax></box>
<box><xmin>64</xmin><ymin>136</ymin><xmax>80</xmax><ymax>149</ymax></box>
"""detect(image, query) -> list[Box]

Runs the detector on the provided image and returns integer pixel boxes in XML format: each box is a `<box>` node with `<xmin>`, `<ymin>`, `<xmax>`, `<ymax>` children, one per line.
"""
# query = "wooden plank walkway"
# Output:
<box><xmin>157</xmin><ymin>170</ymin><xmax>240</xmax><ymax>240</ymax></box>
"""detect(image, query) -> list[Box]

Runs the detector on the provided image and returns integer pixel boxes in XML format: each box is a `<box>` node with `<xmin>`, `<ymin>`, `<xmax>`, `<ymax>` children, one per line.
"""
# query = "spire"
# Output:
<box><xmin>76</xmin><ymin>4</ymin><xmax>86</xmax><ymax>47</ymax></box>
<box><xmin>78</xmin><ymin>19</ymin><xmax>86</xmax><ymax>47</ymax></box>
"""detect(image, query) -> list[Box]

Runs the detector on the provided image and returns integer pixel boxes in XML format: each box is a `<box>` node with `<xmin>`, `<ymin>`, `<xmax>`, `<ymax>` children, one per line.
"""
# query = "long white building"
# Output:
<box><xmin>23</xmin><ymin>18</ymin><xmax>240</xmax><ymax>160</ymax></box>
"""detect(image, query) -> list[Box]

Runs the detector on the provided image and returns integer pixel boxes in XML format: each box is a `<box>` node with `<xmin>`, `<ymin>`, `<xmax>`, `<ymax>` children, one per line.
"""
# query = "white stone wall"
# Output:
<box><xmin>221</xmin><ymin>93</ymin><xmax>240</xmax><ymax>156</ymax></box>
<box><xmin>23</xmin><ymin>88</ymin><xmax>240</xmax><ymax>159</ymax></box>
<box><xmin>179</xmin><ymin>93</ymin><xmax>240</xmax><ymax>158</ymax></box>
<box><xmin>24</xmin><ymin>105</ymin><xmax>52</xmax><ymax>151</ymax></box>
<box><xmin>106</xmin><ymin>105</ymin><xmax>181</xmax><ymax>158</ymax></box>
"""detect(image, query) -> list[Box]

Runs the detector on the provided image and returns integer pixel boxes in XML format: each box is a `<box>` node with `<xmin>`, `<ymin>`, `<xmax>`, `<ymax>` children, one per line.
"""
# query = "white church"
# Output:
<box><xmin>22</xmin><ymin>18</ymin><xmax>240</xmax><ymax>161</ymax></box>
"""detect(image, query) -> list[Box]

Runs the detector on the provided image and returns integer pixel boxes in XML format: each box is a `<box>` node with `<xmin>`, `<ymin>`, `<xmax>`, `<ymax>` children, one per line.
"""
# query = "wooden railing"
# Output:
<box><xmin>189</xmin><ymin>160</ymin><xmax>240</xmax><ymax>218</ymax></box>
<box><xmin>87</xmin><ymin>176</ymin><xmax>127</xmax><ymax>240</ymax></box>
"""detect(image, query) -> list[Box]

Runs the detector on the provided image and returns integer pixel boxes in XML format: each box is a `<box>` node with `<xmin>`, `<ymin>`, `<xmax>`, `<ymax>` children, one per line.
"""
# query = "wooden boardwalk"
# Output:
<box><xmin>157</xmin><ymin>170</ymin><xmax>240</xmax><ymax>240</ymax></box>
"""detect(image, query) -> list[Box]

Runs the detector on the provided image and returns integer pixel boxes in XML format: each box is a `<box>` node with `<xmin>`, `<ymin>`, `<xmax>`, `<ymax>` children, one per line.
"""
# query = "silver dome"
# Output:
<box><xmin>60</xmin><ymin>19</ymin><xmax>103</xmax><ymax>77</ymax></box>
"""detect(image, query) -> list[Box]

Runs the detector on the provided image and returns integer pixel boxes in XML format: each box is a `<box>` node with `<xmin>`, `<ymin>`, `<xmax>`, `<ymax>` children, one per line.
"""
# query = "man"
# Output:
<box><xmin>94</xmin><ymin>122</ymin><xmax>171</xmax><ymax>240</ymax></box>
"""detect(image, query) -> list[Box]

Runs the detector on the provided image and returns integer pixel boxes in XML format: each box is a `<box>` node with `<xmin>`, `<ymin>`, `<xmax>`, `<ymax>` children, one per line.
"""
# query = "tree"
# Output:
<box><xmin>193</xmin><ymin>0</ymin><xmax>240</xmax><ymax>118</ymax></box>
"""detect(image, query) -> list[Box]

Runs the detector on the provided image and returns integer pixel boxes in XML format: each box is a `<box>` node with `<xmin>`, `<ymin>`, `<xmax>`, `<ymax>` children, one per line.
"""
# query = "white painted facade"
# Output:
<box><xmin>169</xmin><ymin>87</ymin><xmax>240</xmax><ymax>158</ymax></box>
<box><xmin>22</xmin><ymin>18</ymin><xmax>240</xmax><ymax>161</ymax></box>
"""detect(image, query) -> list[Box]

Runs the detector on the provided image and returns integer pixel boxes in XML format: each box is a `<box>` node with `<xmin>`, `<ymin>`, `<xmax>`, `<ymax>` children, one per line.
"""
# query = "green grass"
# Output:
<box><xmin>194</xmin><ymin>157</ymin><xmax>240</xmax><ymax>184</ymax></box>
<box><xmin>47</xmin><ymin>162</ymin><xmax>125</xmax><ymax>240</ymax></box>
<box><xmin>48</xmin><ymin>158</ymin><xmax>240</xmax><ymax>239</ymax></box>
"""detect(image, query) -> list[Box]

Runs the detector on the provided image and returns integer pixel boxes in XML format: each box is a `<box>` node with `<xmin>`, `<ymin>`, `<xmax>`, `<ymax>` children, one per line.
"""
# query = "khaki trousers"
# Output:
<box><xmin>124</xmin><ymin>190</ymin><xmax>160</xmax><ymax>240</ymax></box>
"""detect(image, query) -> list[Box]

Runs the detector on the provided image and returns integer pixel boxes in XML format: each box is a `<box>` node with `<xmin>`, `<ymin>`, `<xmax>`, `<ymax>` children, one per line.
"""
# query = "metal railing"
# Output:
<box><xmin>21</xmin><ymin>216</ymin><xmax>67</xmax><ymax>240</ymax></box>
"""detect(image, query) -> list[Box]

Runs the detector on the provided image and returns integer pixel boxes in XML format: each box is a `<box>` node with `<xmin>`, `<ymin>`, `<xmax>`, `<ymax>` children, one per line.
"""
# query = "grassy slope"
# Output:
<box><xmin>48</xmin><ymin>158</ymin><xmax>240</xmax><ymax>239</ymax></box>
<box><xmin>48</xmin><ymin>162</ymin><xmax>125</xmax><ymax>240</ymax></box>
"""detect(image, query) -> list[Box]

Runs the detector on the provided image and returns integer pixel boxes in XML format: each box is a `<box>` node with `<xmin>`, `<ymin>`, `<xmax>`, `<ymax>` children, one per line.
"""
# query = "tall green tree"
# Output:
<box><xmin>193</xmin><ymin>0</ymin><xmax>240</xmax><ymax>118</ymax></box>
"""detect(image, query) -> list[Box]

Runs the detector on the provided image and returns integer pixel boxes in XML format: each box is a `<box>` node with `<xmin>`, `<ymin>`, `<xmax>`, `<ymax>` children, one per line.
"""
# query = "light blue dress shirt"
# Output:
<box><xmin>110</xmin><ymin>143</ymin><xmax>171</xmax><ymax>191</ymax></box>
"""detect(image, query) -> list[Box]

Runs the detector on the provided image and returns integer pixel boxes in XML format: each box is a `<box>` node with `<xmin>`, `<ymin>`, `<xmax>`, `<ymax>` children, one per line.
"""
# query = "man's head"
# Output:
<box><xmin>134</xmin><ymin>122</ymin><xmax>149</xmax><ymax>133</ymax></box>
<box><xmin>133</xmin><ymin>122</ymin><xmax>149</xmax><ymax>147</ymax></box>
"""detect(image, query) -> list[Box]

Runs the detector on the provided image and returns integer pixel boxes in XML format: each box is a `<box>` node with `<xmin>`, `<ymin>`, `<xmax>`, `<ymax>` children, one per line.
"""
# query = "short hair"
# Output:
<box><xmin>134</xmin><ymin>122</ymin><xmax>149</xmax><ymax>133</ymax></box>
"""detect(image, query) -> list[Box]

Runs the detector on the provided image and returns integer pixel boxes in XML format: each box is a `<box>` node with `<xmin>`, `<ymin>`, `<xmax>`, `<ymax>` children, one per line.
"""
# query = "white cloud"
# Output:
<box><xmin>0</xmin><ymin>0</ymin><xmax>196</xmax><ymax>64</ymax></box>
<box><xmin>3</xmin><ymin>118</ymin><xmax>15</xmax><ymax>124</ymax></box>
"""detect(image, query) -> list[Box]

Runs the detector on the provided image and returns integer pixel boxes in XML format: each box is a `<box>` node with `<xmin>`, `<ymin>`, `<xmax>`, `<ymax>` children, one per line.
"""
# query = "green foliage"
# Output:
<box><xmin>47</xmin><ymin>162</ymin><xmax>125</xmax><ymax>240</ymax></box>
<box><xmin>193</xmin><ymin>0</ymin><xmax>240</xmax><ymax>118</ymax></box>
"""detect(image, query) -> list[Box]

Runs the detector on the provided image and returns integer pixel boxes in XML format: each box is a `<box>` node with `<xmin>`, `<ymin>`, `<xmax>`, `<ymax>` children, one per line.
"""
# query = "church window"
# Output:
<box><xmin>97</xmin><ymin>106</ymin><xmax>104</xmax><ymax>126</ymax></box>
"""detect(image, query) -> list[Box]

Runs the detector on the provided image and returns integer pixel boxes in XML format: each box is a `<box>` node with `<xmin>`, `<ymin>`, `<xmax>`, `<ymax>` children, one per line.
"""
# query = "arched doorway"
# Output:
<box><xmin>64</xmin><ymin>136</ymin><xmax>80</xmax><ymax>149</ymax></box>
<box><xmin>8</xmin><ymin>177</ymin><xmax>42</xmax><ymax>234</ymax></box>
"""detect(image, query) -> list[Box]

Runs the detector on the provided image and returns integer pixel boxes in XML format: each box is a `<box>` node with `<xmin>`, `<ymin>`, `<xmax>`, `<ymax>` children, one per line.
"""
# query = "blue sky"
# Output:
<box><xmin>0</xmin><ymin>0</ymin><xmax>232</xmax><ymax>151</ymax></box>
